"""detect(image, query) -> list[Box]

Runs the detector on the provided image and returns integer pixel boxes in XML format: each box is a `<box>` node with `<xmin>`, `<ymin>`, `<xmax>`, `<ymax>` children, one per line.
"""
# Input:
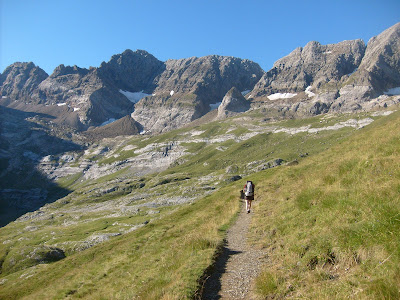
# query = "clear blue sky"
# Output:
<box><xmin>1</xmin><ymin>0</ymin><xmax>399</xmax><ymax>75</ymax></box>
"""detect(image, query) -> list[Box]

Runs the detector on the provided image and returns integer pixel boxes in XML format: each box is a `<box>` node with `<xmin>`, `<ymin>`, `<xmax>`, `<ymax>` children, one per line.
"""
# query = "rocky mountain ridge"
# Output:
<box><xmin>0</xmin><ymin>51</ymin><xmax>263</xmax><ymax>133</ymax></box>
<box><xmin>132</xmin><ymin>55</ymin><xmax>263</xmax><ymax>132</ymax></box>
<box><xmin>251</xmin><ymin>39</ymin><xmax>366</xmax><ymax>97</ymax></box>
<box><xmin>250</xmin><ymin>22</ymin><xmax>400</xmax><ymax>116</ymax></box>
<box><xmin>1</xmin><ymin>23</ymin><xmax>400</xmax><ymax>135</ymax></box>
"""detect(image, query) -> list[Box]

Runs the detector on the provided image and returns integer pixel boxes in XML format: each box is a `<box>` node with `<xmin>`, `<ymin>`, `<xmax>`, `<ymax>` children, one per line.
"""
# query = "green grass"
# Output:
<box><xmin>98</xmin><ymin>150</ymin><xmax>138</xmax><ymax>166</ymax></box>
<box><xmin>0</xmin><ymin>182</ymin><xmax>241</xmax><ymax>299</ymax></box>
<box><xmin>198</xmin><ymin>122</ymin><xmax>231</xmax><ymax>138</ymax></box>
<box><xmin>0</xmin><ymin>109</ymin><xmax>397</xmax><ymax>299</ymax></box>
<box><xmin>180</xmin><ymin>141</ymin><xmax>207</xmax><ymax>153</ymax></box>
<box><xmin>230</xmin><ymin>126</ymin><xmax>250</xmax><ymax>136</ymax></box>
<box><xmin>163</xmin><ymin>125</ymin><xmax>356</xmax><ymax>179</ymax></box>
<box><xmin>56</xmin><ymin>172</ymin><xmax>83</xmax><ymax>189</ymax></box>
<box><xmin>249</xmin><ymin>110</ymin><xmax>400</xmax><ymax>299</ymax></box>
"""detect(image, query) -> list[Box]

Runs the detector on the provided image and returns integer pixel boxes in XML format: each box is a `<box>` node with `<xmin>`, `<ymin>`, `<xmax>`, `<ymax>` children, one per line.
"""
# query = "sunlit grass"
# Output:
<box><xmin>0</xmin><ymin>182</ymin><xmax>241</xmax><ymax>299</ymax></box>
<box><xmin>250</xmin><ymin>110</ymin><xmax>400</xmax><ymax>298</ymax></box>
<box><xmin>0</xmin><ymin>109</ymin><xmax>396</xmax><ymax>299</ymax></box>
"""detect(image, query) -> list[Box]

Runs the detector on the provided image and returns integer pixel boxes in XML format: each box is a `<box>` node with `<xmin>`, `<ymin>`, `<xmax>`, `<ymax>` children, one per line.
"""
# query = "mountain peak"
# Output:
<box><xmin>50</xmin><ymin>64</ymin><xmax>89</xmax><ymax>77</ymax></box>
<box><xmin>217</xmin><ymin>87</ymin><xmax>250</xmax><ymax>119</ymax></box>
<box><xmin>0</xmin><ymin>62</ymin><xmax>48</xmax><ymax>100</ymax></box>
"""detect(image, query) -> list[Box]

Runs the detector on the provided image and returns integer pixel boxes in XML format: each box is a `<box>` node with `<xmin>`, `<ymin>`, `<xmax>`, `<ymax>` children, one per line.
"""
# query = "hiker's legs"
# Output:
<box><xmin>246</xmin><ymin>200</ymin><xmax>252</xmax><ymax>212</ymax></box>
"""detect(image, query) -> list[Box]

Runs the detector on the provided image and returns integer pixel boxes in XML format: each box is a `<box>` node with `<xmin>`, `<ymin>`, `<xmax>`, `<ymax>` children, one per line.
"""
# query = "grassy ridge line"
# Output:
<box><xmin>0</xmin><ymin>182</ymin><xmax>242</xmax><ymax>299</ymax></box>
<box><xmin>250</xmin><ymin>110</ymin><xmax>400</xmax><ymax>299</ymax></box>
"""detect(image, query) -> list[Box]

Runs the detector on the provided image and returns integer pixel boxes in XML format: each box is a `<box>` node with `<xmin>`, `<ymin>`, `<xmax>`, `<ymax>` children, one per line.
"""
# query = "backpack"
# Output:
<box><xmin>245</xmin><ymin>181</ymin><xmax>254</xmax><ymax>197</ymax></box>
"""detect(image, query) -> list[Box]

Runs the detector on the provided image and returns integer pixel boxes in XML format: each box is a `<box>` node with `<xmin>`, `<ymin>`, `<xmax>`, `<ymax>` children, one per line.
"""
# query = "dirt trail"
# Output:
<box><xmin>201</xmin><ymin>201</ymin><xmax>267</xmax><ymax>299</ymax></box>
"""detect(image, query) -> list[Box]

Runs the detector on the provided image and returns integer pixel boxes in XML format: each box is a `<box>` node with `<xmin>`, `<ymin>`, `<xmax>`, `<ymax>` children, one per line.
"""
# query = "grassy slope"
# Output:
<box><xmin>0</xmin><ymin>110</ymin><xmax>396</xmax><ymax>299</ymax></box>
<box><xmin>250</xmin><ymin>110</ymin><xmax>400</xmax><ymax>299</ymax></box>
<box><xmin>0</xmin><ymin>184</ymin><xmax>240</xmax><ymax>299</ymax></box>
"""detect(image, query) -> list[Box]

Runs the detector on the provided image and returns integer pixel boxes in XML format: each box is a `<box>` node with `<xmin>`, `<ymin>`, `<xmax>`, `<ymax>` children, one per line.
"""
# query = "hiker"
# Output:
<box><xmin>243</xmin><ymin>180</ymin><xmax>255</xmax><ymax>213</ymax></box>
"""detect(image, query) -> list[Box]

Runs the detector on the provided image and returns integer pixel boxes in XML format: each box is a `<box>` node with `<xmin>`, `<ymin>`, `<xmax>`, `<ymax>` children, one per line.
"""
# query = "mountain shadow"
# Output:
<box><xmin>0</xmin><ymin>105</ymin><xmax>83</xmax><ymax>227</ymax></box>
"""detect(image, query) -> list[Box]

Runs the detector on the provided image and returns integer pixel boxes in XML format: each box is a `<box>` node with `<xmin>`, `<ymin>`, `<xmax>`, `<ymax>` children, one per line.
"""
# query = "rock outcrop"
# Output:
<box><xmin>0</xmin><ymin>62</ymin><xmax>48</xmax><ymax>100</ymax></box>
<box><xmin>1</xmin><ymin>51</ymin><xmax>263</xmax><ymax>132</ymax></box>
<box><xmin>251</xmin><ymin>39</ymin><xmax>366</xmax><ymax>98</ymax></box>
<box><xmin>333</xmin><ymin>22</ymin><xmax>400</xmax><ymax>109</ymax></box>
<box><xmin>1</xmin><ymin>245</ymin><xmax>65</xmax><ymax>274</ymax></box>
<box><xmin>84</xmin><ymin>115</ymin><xmax>141</xmax><ymax>140</ymax></box>
<box><xmin>217</xmin><ymin>87</ymin><xmax>250</xmax><ymax>119</ymax></box>
<box><xmin>32</xmin><ymin>64</ymin><xmax>134</xmax><ymax>127</ymax></box>
<box><xmin>98</xmin><ymin>49</ymin><xmax>164</xmax><ymax>92</ymax></box>
<box><xmin>249</xmin><ymin>22</ymin><xmax>400</xmax><ymax>116</ymax></box>
<box><xmin>132</xmin><ymin>55</ymin><xmax>264</xmax><ymax>132</ymax></box>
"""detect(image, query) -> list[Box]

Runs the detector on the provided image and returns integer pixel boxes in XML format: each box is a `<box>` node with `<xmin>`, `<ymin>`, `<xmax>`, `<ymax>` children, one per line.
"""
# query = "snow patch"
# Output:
<box><xmin>1</xmin><ymin>96</ymin><xmax>7</xmax><ymax>99</ymax></box>
<box><xmin>209</xmin><ymin>102</ymin><xmax>221</xmax><ymax>110</ymax></box>
<box><xmin>119</xmin><ymin>90</ymin><xmax>151</xmax><ymax>103</ymax></box>
<box><xmin>267</xmin><ymin>93</ymin><xmax>297</xmax><ymax>100</ymax></box>
<box><xmin>170</xmin><ymin>90</ymin><xmax>175</xmax><ymax>96</ymax></box>
<box><xmin>57</xmin><ymin>103</ymin><xmax>67</xmax><ymax>106</ymax></box>
<box><xmin>73</xmin><ymin>107</ymin><xmax>80</xmax><ymax>112</ymax></box>
<box><xmin>241</xmin><ymin>90</ymin><xmax>251</xmax><ymax>96</ymax></box>
<box><xmin>384</xmin><ymin>87</ymin><xmax>400</xmax><ymax>96</ymax></box>
<box><xmin>100</xmin><ymin>118</ymin><xmax>116</xmax><ymax>126</ymax></box>
<box><xmin>305</xmin><ymin>86</ymin><xmax>315</xmax><ymax>98</ymax></box>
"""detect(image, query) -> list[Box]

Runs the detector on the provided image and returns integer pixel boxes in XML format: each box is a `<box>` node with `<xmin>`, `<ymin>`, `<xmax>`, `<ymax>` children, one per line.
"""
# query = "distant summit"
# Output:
<box><xmin>131</xmin><ymin>55</ymin><xmax>263</xmax><ymax>132</ymax></box>
<box><xmin>1</xmin><ymin>23</ymin><xmax>400</xmax><ymax>134</ymax></box>
<box><xmin>0</xmin><ymin>62</ymin><xmax>48</xmax><ymax>101</ymax></box>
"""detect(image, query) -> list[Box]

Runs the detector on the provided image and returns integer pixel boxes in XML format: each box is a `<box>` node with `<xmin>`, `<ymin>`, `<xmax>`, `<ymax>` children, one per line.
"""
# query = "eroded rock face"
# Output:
<box><xmin>32</xmin><ymin>65</ymin><xmax>134</xmax><ymax>127</ymax></box>
<box><xmin>336</xmin><ymin>22</ymin><xmax>400</xmax><ymax>102</ymax></box>
<box><xmin>98</xmin><ymin>49</ymin><xmax>164</xmax><ymax>92</ymax></box>
<box><xmin>0</xmin><ymin>62</ymin><xmax>48</xmax><ymax>100</ymax></box>
<box><xmin>217</xmin><ymin>87</ymin><xmax>250</xmax><ymax>119</ymax></box>
<box><xmin>1</xmin><ymin>51</ymin><xmax>264</xmax><ymax>133</ymax></box>
<box><xmin>249</xmin><ymin>23</ymin><xmax>400</xmax><ymax>116</ymax></box>
<box><xmin>251</xmin><ymin>39</ymin><xmax>366</xmax><ymax>97</ymax></box>
<box><xmin>1</xmin><ymin>23</ymin><xmax>400</xmax><ymax>133</ymax></box>
<box><xmin>132</xmin><ymin>55</ymin><xmax>264</xmax><ymax>132</ymax></box>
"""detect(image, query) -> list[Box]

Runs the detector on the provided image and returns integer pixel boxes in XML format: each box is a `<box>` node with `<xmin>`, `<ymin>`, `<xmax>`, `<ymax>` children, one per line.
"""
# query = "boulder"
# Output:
<box><xmin>2</xmin><ymin>245</ymin><xmax>65</xmax><ymax>274</ymax></box>
<box><xmin>225</xmin><ymin>175</ymin><xmax>242</xmax><ymax>182</ymax></box>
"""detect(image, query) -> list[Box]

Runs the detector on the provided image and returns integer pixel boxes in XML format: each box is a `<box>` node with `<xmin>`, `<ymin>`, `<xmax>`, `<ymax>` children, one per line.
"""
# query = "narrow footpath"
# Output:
<box><xmin>201</xmin><ymin>201</ymin><xmax>268</xmax><ymax>299</ymax></box>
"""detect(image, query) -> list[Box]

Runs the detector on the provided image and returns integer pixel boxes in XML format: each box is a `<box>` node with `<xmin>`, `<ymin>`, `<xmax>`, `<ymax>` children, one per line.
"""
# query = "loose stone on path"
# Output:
<box><xmin>201</xmin><ymin>201</ymin><xmax>267</xmax><ymax>299</ymax></box>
